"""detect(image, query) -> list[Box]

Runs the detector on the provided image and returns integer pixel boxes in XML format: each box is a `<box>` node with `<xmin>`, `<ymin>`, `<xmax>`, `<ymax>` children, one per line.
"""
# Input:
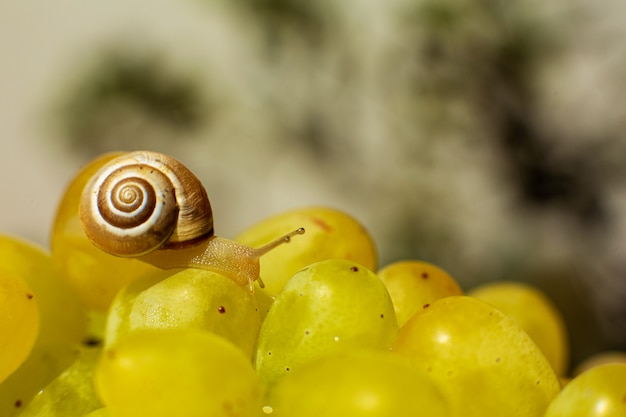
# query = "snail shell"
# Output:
<box><xmin>79</xmin><ymin>151</ymin><xmax>213</xmax><ymax>257</ymax></box>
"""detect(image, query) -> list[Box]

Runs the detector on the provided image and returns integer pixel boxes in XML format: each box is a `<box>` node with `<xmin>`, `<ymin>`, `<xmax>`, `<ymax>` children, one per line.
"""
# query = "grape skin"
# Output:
<box><xmin>0</xmin><ymin>270</ymin><xmax>39</xmax><ymax>383</ymax></box>
<box><xmin>95</xmin><ymin>328</ymin><xmax>262</xmax><ymax>417</ymax></box>
<box><xmin>255</xmin><ymin>259</ymin><xmax>398</xmax><ymax>387</ymax></box>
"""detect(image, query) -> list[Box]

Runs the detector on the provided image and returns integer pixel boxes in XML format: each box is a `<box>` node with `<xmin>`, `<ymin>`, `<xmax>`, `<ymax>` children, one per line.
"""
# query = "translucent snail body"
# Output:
<box><xmin>79</xmin><ymin>150</ymin><xmax>304</xmax><ymax>291</ymax></box>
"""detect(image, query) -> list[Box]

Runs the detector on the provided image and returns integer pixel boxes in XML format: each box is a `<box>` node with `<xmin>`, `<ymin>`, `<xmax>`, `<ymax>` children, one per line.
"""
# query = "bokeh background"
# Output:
<box><xmin>1</xmin><ymin>0</ymin><xmax>624</xmax><ymax>371</ymax></box>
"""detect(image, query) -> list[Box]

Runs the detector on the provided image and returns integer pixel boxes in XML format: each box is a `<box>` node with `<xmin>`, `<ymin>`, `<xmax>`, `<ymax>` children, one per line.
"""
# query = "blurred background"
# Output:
<box><xmin>1</xmin><ymin>0</ymin><xmax>624</xmax><ymax>370</ymax></box>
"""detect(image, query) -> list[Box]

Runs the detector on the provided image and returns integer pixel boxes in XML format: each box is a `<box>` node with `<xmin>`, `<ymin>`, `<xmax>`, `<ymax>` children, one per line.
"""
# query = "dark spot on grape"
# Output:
<box><xmin>285</xmin><ymin>367</ymin><xmax>290</xmax><ymax>372</ymax></box>
<box><xmin>299</xmin><ymin>292</ymin><xmax>304</xmax><ymax>297</ymax></box>
<box><xmin>305</xmin><ymin>330</ymin><xmax>310</xmax><ymax>335</ymax></box>
<box><xmin>380</xmin><ymin>314</ymin><xmax>384</xmax><ymax>318</ymax></box>
<box><xmin>150</xmin><ymin>169</ymin><xmax>154</xmax><ymax>174</ymax></box>
<box><xmin>82</xmin><ymin>337</ymin><xmax>103</xmax><ymax>347</ymax></box>
<box><xmin>222</xmin><ymin>401</ymin><xmax>234</xmax><ymax>413</ymax></box>
<box><xmin>421</xmin><ymin>272</ymin><xmax>429</xmax><ymax>279</ymax></box>
<box><xmin>218</xmin><ymin>306</ymin><xmax>226</xmax><ymax>314</ymax></box>
<box><xmin>426</xmin><ymin>366</ymin><xmax>432</xmax><ymax>372</ymax></box>
<box><xmin>495</xmin><ymin>357</ymin><xmax>501</xmax><ymax>363</ymax></box>
<box><xmin>25</xmin><ymin>293</ymin><xmax>34</xmax><ymax>300</ymax></box>
<box><xmin>14</xmin><ymin>399</ymin><xmax>22</xmax><ymax>408</ymax></box>
<box><xmin>350</xmin><ymin>266</ymin><xmax>359</xmax><ymax>272</ymax></box>
<box><xmin>423</xmin><ymin>303</ymin><xmax>430</xmax><ymax>309</ymax></box>
<box><xmin>268</xmin><ymin>351</ymin><xmax>272</xmax><ymax>356</ymax></box>
<box><xmin>536</xmin><ymin>380</ymin><xmax>541</xmax><ymax>385</ymax></box>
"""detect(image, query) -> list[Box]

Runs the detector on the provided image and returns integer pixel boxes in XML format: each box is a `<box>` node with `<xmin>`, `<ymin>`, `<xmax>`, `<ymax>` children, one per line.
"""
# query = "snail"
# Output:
<box><xmin>79</xmin><ymin>150</ymin><xmax>304</xmax><ymax>292</ymax></box>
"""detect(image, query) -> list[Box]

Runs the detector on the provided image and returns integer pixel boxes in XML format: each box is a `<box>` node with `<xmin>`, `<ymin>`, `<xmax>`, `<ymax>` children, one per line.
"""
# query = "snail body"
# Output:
<box><xmin>79</xmin><ymin>151</ymin><xmax>304</xmax><ymax>291</ymax></box>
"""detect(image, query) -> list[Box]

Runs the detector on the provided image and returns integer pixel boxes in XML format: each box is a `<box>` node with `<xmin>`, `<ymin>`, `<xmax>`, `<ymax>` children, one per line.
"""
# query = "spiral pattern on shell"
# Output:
<box><xmin>79</xmin><ymin>151</ymin><xmax>214</xmax><ymax>257</ymax></box>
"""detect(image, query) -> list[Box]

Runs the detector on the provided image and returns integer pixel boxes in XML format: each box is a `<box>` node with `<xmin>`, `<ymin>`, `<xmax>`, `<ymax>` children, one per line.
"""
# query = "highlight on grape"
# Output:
<box><xmin>1</xmin><ymin>152</ymin><xmax>625</xmax><ymax>417</ymax></box>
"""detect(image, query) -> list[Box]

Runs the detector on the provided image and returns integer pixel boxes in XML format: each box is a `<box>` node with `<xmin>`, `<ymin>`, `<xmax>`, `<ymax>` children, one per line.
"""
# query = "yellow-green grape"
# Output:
<box><xmin>267</xmin><ymin>350</ymin><xmax>450</xmax><ymax>417</ymax></box>
<box><xmin>0</xmin><ymin>270</ymin><xmax>39</xmax><ymax>383</ymax></box>
<box><xmin>236</xmin><ymin>207</ymin><xmax>377</xmax><ymax>303</ymax></box>
<box><xmin>0</xmin><ymin>235</ymin><xmax>88</xmax><ymax>416</ymax></box>
<box><xmin>468</xmin><ymin>281</ymin><xmax>569</xmax><ymax>376</ymax></box>
<box><xmin>50</xmin><ymin>153</ymin><xmax>157</xmax><ymax>311</ymax></box>
<box><xmin>16</xmin><ymin>347</ymin><xmax>102</xmax><ymax>417</ymax></box>
<box><xmin>0</xmin><ymin>235</ymin><xmax>87</xmax><ymax>346</ymax></box>
<box><xmin>105</xmin><ymin>269</ymin><xmax>261</xmax><ymax>359</ymax></box>
<box><xmin>255</xmin><ymin>259</ymin><xmax>398</xmax><ymax>387</ymax></box>
<box><xmin>393</xmin><ymin>296</ymin><xmax>561</xmax><ymax>417</ymax></box>
<box><xmin>544</xmin><ymin>363</ymin><xmax>626</xmax><ymax>417</ymax></box>
<box><xmin>95</xmin><ymin>328</ymin><xmax>262</xmax><ymax>417</ymax></box>
<box><xmin>378</xmin><ymin>260</ymin><xmax>463</xmax><ymax>327</ymax></box>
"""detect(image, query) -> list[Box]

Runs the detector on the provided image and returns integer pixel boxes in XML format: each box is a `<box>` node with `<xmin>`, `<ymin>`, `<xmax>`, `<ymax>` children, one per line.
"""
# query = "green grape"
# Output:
<box><xmin>236</xmin><ymin>207</ymin><xmax>378</xmax><ymax>305</ymax></box>
<box><xmin>267</xmin><ymin>350</ymin><xmax>450</xmax><ymax>417</ymax></box>
<box><xmin>378</xmin><ymin>260</ymin><xmax>463</xmax><ymax>327</ymax></box>
<box><xmin>544</xmin><ymin>363</ymin><xmax>626</xmax><ymax>417</ymax></box>
<box><xmin>50</xmin><ymin>152</ymin><xmax>157</xmax><ymax>311</ymax></box>
<box><xmin>468</xmin><ymin>281</ymin><xmax>569</xmax><ymax>376</ymax></box>
<box><xmin>393</xmin><ymin>296</ymin><xmax>561</xmax><ymax>417</ymax></box>
<box><xmin>0</xmin><ymin>270</ymin><xmax>39</xmax><ymax>383</ymax></box>
<box><xmin>255</xmin><ymin>259</ymin><xmax>398</xmax><ymax>387</ymax></box>
<box><xmin>105</xmin><ymin>269</ymin><xmax>261</xmax><ymax>359</ymax></box>
<box><xmin>16</xmin><ymin>346</ymin><xmax>102</xmax><ymax>417</ymax></box>
<box><xmin>95</xmin><ymin>328</ymin><xmax>262</xmax><ymax>417</ymax></box>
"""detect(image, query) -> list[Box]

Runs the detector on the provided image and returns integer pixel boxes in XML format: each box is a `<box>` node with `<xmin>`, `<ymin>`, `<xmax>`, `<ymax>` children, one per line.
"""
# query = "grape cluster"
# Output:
<box><xmin>1</xmin><ymin>154</ymin><xmax>625</xmax><ymax>417</ymax></box>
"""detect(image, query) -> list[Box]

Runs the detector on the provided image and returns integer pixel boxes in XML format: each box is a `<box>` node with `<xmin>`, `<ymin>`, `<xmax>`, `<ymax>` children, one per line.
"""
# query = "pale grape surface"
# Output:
<box><xmin>267</xmin><ymin>350</ymin><xmax>450</xmax><ymax>417</ymax></box>
<box><xmin>16</xmin><ymin>346</ymin><xmax>102</xmax><ymax>417</ymax></box>
<box><xmin>468</xmin><ymin>281</ymin><xmax>569</xmax><ymax>375</ymax></box>
<box><xmin>0</xmin><ymin>270</ymin><xmax>39</xmax><ymax>382</ymax></box>
<box><xmin>378</xmin><ymin>260</ymin><xmax>462</xmax><ymax>327</ymax></box>
<box><xmin>50</xmin><ymin>152</ymin><xmax>157</xmax><ymax>311</ymax></box>
<box><xmin>393</xmin><ymin>296</ymin><xmax>561</xmax><ymax>417</ymax></box>
<box><xmin>255</xmin><ymin>259</ymin><xmax>398</xmax><ymax>387</ymax></box>
<box><xmin>95</xmin><ymin>328</ymin><xmax>262</xmax><ymax>417</ymax></box>
<box><xmin>236</xmin><ymin>207</ymin><xmax>378</xmax><ymax>305</ymax></box>
<box><xmin>544</xmin><ymin>363</ymin><xmax>626</xmax><ymax>417</ymax></box>
<box><xmin>105</xmin><ymin>269</ymin><xmax>260</xmax><ymax>359</ymax></box>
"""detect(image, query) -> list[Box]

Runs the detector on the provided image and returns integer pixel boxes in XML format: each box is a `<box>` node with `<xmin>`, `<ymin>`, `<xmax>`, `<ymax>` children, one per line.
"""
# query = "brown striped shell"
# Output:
<box><xmin>79</xmin><ymin>151</ymin><xmax>213</xmax><ymax>256</ymax></box>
